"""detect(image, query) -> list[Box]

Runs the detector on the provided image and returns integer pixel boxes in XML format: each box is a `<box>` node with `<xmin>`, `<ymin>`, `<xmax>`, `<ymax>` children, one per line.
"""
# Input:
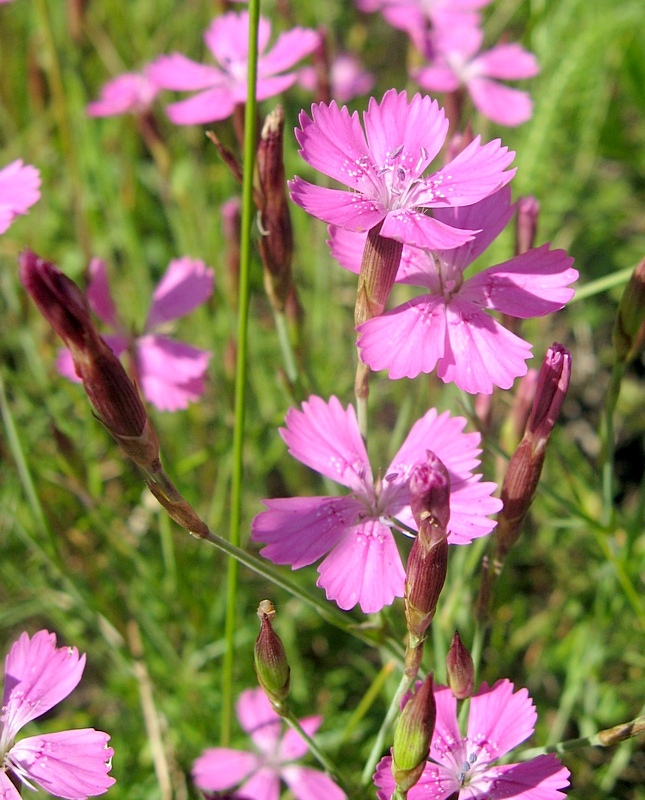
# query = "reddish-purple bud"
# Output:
<box><xmin>515</xmin><ymin>196</ymin><xmax>540</xmax><ymax>255</ymax></box>
<box><xmin>613</xmin><ymin>257</ymin><xmax>645</xmax><ymax>365</ymax></box>
<box><xmin>254</xmin><ymin>600</ymin><xmax>290</xmax><ymax>711</ymax></box>
<box><xmin>526</xmin><ymin>343</ymin><xmax>572</xmax><ymax>448</ymax></box>
<box><xmin>445</xmin><ymin>630</ymin><xmax>474</xmax><ymax>700</ymax></box>
<box><xmin>391</xmin><ymin>674</ymin><xmax>436</xmax><ymax>793</ymax></box>
<box><xmin>19</xmin><ymin>250</ymin><xmax>160</xmax><ymax>471</ymax></box>
<box><xmin>354</xmin><ymin>221</ymin><xmax>403</xmax><ymax>327</ymax></box>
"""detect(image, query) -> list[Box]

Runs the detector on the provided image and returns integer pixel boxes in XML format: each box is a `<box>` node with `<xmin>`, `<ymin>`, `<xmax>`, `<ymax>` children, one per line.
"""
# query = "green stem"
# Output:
<box><xmin>221</xmin><ymin>0</ymin><xmax>261</xmax><ymax>747</ymax></box>
<box><xmin>273</xmin><ymin>307</ymin><xmax>299</xmax><ymax>384</ymax></box>
<box><xmin>570</xmin><ymin>266</ymin><xmax>635</xmax><ymax>303</ymax></box>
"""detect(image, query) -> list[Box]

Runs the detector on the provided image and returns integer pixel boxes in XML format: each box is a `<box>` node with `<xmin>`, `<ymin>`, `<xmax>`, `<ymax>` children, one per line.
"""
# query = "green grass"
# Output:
<box><xmin>1</xmin><ymin>0</ymin><xmax>644</xmax><ymax>798</ymax></box>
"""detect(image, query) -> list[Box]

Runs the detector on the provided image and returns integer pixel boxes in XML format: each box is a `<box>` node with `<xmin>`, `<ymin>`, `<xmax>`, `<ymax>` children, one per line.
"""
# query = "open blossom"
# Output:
<box><xmin>290</xmin><ymin>89</ymin><xmax>515</xmax><ymax>252</ymax></box>
<box><xmin>0</xmin><ymin>160</ymin><xmax>41</xmax><ymax>234</ymax></box>
<box><xmin>148</xmin><ymin>11</ymin><xmax>320</xmax><ymax>125</ymax></box>
<box><xmin>0</xmin><ymin>630</ymin><xmax>114</xmax><ymax>800</ymax></box>
<box><xmin>252</xmin><ymin>396</ymin><xmax>501</xmax><ymax>613</ymax></box>
<box><xmin>58</xmin><ymin>257</ymin><xmax>214</xmax><ymax>412</ymax></box>
<box><xmin>330</xmin><ymin>187</ymin><xmax>577</xmax><ymax>394</ymax></box>
<box><xmin>86</xmin><ymin>69</ymin><xmax>160</xmax><ymax>117</ymax></box>
<box><xmin>374</xmin><ymin>679</ymin><xmax>570</xmax><ymax>799</ymax></box>
<box><xmin>415</xmin><ymin>23</ymin><xmax>540</xmax><ymax>127</ymax></box>
<box><xmin>193</xmin><ymin>687</ymin><xmax>346</xmax><ymax>800</ymax></box>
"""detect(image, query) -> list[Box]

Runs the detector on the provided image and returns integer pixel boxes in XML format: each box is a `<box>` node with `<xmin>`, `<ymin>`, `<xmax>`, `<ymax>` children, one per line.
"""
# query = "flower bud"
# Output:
<box><xmin>19</xmin><ymin>250</ymin><xmax>160</xmax><ymax>471</ymax></box>
<box><xmin>526</xmin><ymin>343</ymin><xmax>572</xmax><ymax>449</ymax></box>
<box><xmin>445</xmin><ymin>631</ymin><xmax>474</xmax><ymax>700</ymax></box>
<box><xmin>612</xmin><ymin>257</ymin><xmax>645</xmax><ymax>365</ymax></box>
<box><xmin>391</xmin><ymin>674</ymin><xmax>436</xmax><ymax>793</ymax></box>
<box><xmin>254</xmin><ymin>600</ymin><xmax>290</xmax><ymax>710</ymax></box>
<box><xmin>515</xmin><ymin>196</ymin><xmax>540</xmax><ymax>255</ymax></box>
<box><xmin>354</xmin><ymin>221</ymin><xmax>403</xmax><ymax>327</ymax></box>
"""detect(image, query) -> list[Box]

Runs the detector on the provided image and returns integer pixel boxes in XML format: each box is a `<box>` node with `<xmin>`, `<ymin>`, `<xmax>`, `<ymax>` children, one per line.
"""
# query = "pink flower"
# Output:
<box><xmin>0</xmin><ymin>630</ymin><xmax>114</xmax><ymax>800</ymax></box>
<box><xmin>86</xmin><ymin>69</ymin><xmax>160</xmax><ymax>117</ymax></box>
<box><xmin>374</xmin><ymin>679</ymin><xmax>570</xmax><ymax>799</ymax></box>
<box><xmin>415</xmin><ymin>23</ymin><xmax>540</xmax><ymax>126</ymax></box>
<box><xmin>298</xmin><ymin>53</ymin><xmax>375</xmax><ymax>104</ymax></box>
<box><xmin>252</xmin><ymin>395</ymin><xmax>501</xmax><ymax>613</ymax></box>
<box><xmin>330</xmin><ymin>187</ymin><xmax>577</xmax><ymax>394</ymax></box>
<box><xmin>193</xmin><ymin>687</ymin><xmax>346</xmax><ymax>800</ymax></box>
<box><xmin>57</xmin><ymin>256</ymin><xmax>214</xmax><ymax>412</ymax></box>
<box><xmin>0</xmin><ymin>160</ymin><xmax>41</xmax><ymax>234</ymax></box>
<box><xmin>290</xmin><ymin>89</ymin><xmax>515</xmax><ymax>251</ymax></box>
<box><xmin>148</xmin><ymin>11</ymin><xmax>320</xmax><ymax>125</ymax></box>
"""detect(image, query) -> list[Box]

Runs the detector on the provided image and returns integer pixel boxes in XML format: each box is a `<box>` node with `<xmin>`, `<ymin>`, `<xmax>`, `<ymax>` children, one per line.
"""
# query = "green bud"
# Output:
<box><xmin>391</xmin><ymin>674</ymin><xmax>436</xmax><ymax>793</ymax></box>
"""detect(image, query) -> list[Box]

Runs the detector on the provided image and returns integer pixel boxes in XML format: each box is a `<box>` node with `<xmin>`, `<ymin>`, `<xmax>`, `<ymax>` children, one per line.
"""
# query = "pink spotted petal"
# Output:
<box><xmin>380</xmin><ymin>208</ymin><xmax>477</xmax><ymax>250</ymax></box>
<box><xmin>205</xmin><ymin>12</ymin><xmax>271</xmax><ymax>66</ymax></box>
<box><xmin>289</xmin><ymin>177</ymin><xmax>385</xmax><ymax>232</ymax></box>
<box><xmin>136</xmin><ymin>334</ymin><xmax>210</xmax><ymax>411</ymax></box>
<box><xmin>447</xmin><ymin>476</ymin><xmax>502</xmax><ymax>544</ymax></box>
<box><xmin>236</xmin><ymin>688</ymin><xmax>282</xmax><ymax>753</ymax></box>
<box><xmin>147</xmin><ymin>54</ymin><xmax>223</xmax><ymax>91</ymax></box>
<box><xmin>8</xmin><ymin>729</ymin><xmax>114</xmax><ymax>799</ymax></box>
<box><xmin>282</xmin><ymin>765</ymin><xmax>347</xmax><ymax>800</ymax></box>
<box><xmin>357</xmin><ymin>294</ymin><xmax>447</xmax><ymax>380</ymax></box>
<box><xmin>164</xmin><ymin>87</ymin><xmax>237</xmax><ymax>125</ymax></box>
<box><xmin>468</xmin><ymin>78</ymin><xmax>534</xmax><ymax>127</ymax></box>
<box><xmin>278</xmin><ymin>716</ymin><xmax>322</xmax><ymax>762</ymax></box>
<box><xmin>252</xmin><ymin>495</ymin><xmax>364</xmax><ymax>568</ymax></box>
<box><xmin>238</xmin><ymin>768</ymin><xmax>281</xmax><ymax>800</ymax></box>
<box><xmin>280</xmin><ymin>395</ymin><xmax>372</xmax><ymax>492</ymax></box>
<box><xmin>426</xmin><ymin>136</ymin><xmax>515</xmax><ymax>208</ymax></box>
<box><xmin>86</xmin><ymin>258</ymin><xmax>118</xmax><ymax>328</ymax></box>
<box><xmin>259</xmin><ymin>28</ymin><xmax>320</xmax><ymax>76</ymax></box>
<box><xmin>57</xmin><ymin>334</ymin><xmax>129</xmax><ymax>385</ymax></box>
<box><xmin>0</xmin><ymin>772</ymin><xmax>21</xmax><ymax>800</ymax></box>
<box><xmin>430</xmin><ymin>684</ymin><xmax>464</xmax><ymax>770</ymax></box>
<box><xmin>467</xmin><ymin>680</ymin><xmax>537</xmax><ymax>759</ymax></box>
<box><xmin>192</xmin><ymin>747</ymin><xmax>261</xmax><ymax>792</ymax></box>
<box><xmin>375</xmin><ymin>756</ymin><xmax>457</xmax><ymax>799</ymax></box>
<box><xmin>1</xmin><ymin>631</ymin><xmax>85</xmax><ymax>739</ymax></box>
<box><xmin>484</xmin><ymin>754</ymin><xmax>570</xmax><ymax>799</ymax></box>
<box><xmin>362</xmin><ymin>91</ymin><xmax>448</xmax><ymax>169</ymax></box>
<box><xmin>146</xmin><ymin>257</ymin><xmax>214</xmax><ymax>329</ymax></box>
<box><xmin>0</xmin><ymin>160</ymin><xmax>41</xmax><ymax>234</ymax></box>
<box><xmin>437</xmin><ymin>298</ymin><xmax>533</xmax><ymax>393</ymax></box>
<box><xmin>294</xmin><ymin>102</ymin><xmax>373</xmax><ymax>191</ymax></box>
<box><xmin>461</xmin><ymin>245</ymin><xmax>577</xmax><ymax>317</ymax></box>
<box><xmin>316</xmin><ymin>518</ymin><xmax>405</xmax><ymax>612</ymax></box>
<box><xmin>414</xmin><ymin>64</ymin><xmax>461</xmax><ymax>93</ymax></box>
<box><xmin>474</xmin><ymin>44</ymin><xmax>540</xmax><ymax>81</ymax></box>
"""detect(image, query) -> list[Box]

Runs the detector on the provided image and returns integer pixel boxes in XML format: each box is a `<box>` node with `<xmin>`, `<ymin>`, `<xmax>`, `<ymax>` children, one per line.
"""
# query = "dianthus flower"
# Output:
<box><xmin>330</xmin><ymin>187</ymin><xmax>577</xmax><ymax>394</ymax></box>
<box><xmin>415</xmin><ymin>22</ymin><xmax>540</xmax><ymax>127</ymax></box>
<box><xmin>0</xmin><ymin>160</ymin><xmax>41</xmax><ymax>234</ymax></box>
<box><xmin>252</xmin><ymin>395</ymin><xmax>501</xmax><ymax>613</ymax></box>
<box><xmin>193</xmin><ymin>687</ymin><xmax>346</xmax><ymax>800</ymax></box>
<box><xmin>86</xmin><ymin>69</ymin><xmax>160</xmax><ymax>117</ymax></box>
<box><xmin>148</xmin><ymin>11</ymin><xmax>319</xmax><ymax>125</ymax></box>
<box><xmin>290</xmin><ymin>89</ymin><xmax>515</xmax><ymax>251</ymax></box>
<box><xmin>374</xmin><ymin>679</ymin><xmax>570</xmax><ymax>799</ymax></box>
<box><xmin>57</xmin><ymin>256</ymin><xmax>214</xmax><ymax>412</ymax></box>
<box><xmin>0</xmin><ymin>630</ymin><xmax>114</xmax><ymax>800</ymax></box>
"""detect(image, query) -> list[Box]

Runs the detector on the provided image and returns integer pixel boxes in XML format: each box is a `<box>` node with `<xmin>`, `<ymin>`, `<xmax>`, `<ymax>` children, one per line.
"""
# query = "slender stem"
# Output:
<box><xmin>570</xmin><ymin>266</ymin><xmax>635</xmax><ymax>303</ymax></box>
<box><xmin>221</xmin><ymin>0</ymin><xmax>261</xmax><ymax>747</ymax></box>
<box><xmin>600</xmin><ymin>359</ymin><xmax>624</xmax><ymax>528</ymax></box>
<box><xmin>355</xmin><ymin>360</ymin><xmax>370</xmax><ymax>443</ymax></box>
<box><xmin>273</xmin><ymin>307</ymin><xmax>299</xmax><ymax>384</ymax></box>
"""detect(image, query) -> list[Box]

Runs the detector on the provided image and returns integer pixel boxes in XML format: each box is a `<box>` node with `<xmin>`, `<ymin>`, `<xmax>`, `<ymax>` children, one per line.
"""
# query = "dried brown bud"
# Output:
<box><xmin>445</xmin><ymin>630</ymin><xmax>474</xmax><ymax>699</ymax></box>
<box><xmin>254</xmin><ymin>600</ymin><xmax>290</xmax><ymax>710</ymax></box>
<box><xmin>391</xmin><ymin>674</ymin><xmax>436</xmax><ymax>793</ymax></box>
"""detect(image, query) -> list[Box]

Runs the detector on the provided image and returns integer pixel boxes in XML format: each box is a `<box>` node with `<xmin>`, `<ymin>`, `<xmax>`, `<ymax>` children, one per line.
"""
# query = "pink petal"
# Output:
<box><xmin>294</xmin><ymin>101</ymin><xmax>373</xmax><ymax>191</ymax></box>
<box><xmin>56</xmin><ymin>334</ymin><xmax>128</xmax><ymax>385</ymax></box>
<box><xmin>0</xmin><ymin>160</ymin><xmax>41</xmax><ymax>234</ymax></box>
<box><xmin>484</xmin><ymin>754</ymin><xmax>570</xmax><ymax>799</ymax></box>
<box><xmin>1</xmin><ymin>631</ymin><xmax>85</xmax><ymax>739</ymax></box>
<box><xmin>86</xmin><ymin>258</ymin><xmax>118</xmax><ymax>327</ymax></box>
<box><xmin>8</xmin><ymin>729</ymin><xmax>114</xmax><ymax>799</ymax></box>
<box><xmin>259</xmin><ymin>28</ymin><xmax>320</xmax><ymax>76</ymax></box>
<box><xmin>374</xmin><ymin>752</ymin><xmax>459</xmax><ymax>800</ymax></box>
<box><xmin>136</xmin><ymin>335</ymin><xmax>210</xmax><ymax>411</ymax></box>
<box><xmin>146</xmin><ymin>257</ymin><xmax>214</xmax><ymax>328</ymax></box>
<box><xmin>468</xmin><ymin>77</ymin><xmax>534</xmax><ymax>126</ymax></box>
<box><xmin>85</xmin><ymin>72</ymin><xmax>159</xmax><ymax>117</ymax></box>
<box><xmin>282</xmin><ymin>765</ymin><xmax>347</xmax><ymax>800</ymax></box>
<box><xmin>289</xmin><ymin>177</ymin><xmax>385</xmax><ymax>232</ymax></box>
<box><xmin>147</xmin><ymin>54</ymin><xmax>223</xmax><ymax>91</ymax></box>
<box><xmin>238</xmin><ymin>767</ymin><xmax>281</xmax><ymax>800</ymax></box>
<box><xmin>362</xmin><ymin>90</ymin><xmax>448</xmax><ymax>169</ymax></box>
<box><xmin>357</xmin><ymin>295</ymin><xmax>447</xmax><ymax>380</ymax></box>
<box><xmin>475</xmin><ymin>44</ymin><xmax>540</xmax><ymax>80</ymax></box>
<box><xmin>252</xmin><ymin>495</ymin><xmax>364</xmax><ymax>568</ymax></box>
<box><xmin>437</xmin><ymin>298</ymin><xmax>532</xmax><ymax>393</ymax></box>
<box><xmin>447</xmin><ymin>476</ymin><xmax>502</xmax><ymax>544</ymax></box>
<box><xmin>280</xmin><ymin>395</ymin><xmax>372</xmax><ymax>492</ymax></box>
<box><xmin>430</xmin><ymin>684</ymin><xmax>464</xmax><ymax>770</ymax></box>
<box><xmin>192</xmin><ymin>747</ymin><xmax>261</xmax><ymax>792</ymax></box>
<box><xmin>316</xmin><ymin>518</ymin><xmax>405</xmax><ymax>612</ymax></box>
<box><xmin>327</xmin><ymin>226</ymin><xmax>364</xmax><ymax>274</ymax></box>
<box><xmin>461</xmin><ymin>245</ymin><xmax>577</xmax><ymax>317</ymax></box>
<box><xmin>0</xmin><ymin>773</ymin><xmax>21</xmax><ymax>800</ymax></box>
<box><xmin>236</xmin><ymin>688</ymin><xmax>282</xmax><ymax>750</ymax></box>
<box><xmin>204</xmin><ymin>11</ymin><xmax>271</xmax><ymax>65</ymax></box>
<box><xmin>164</xmin><ymin>87</ymin><xmax>237</xmax><ymax>125</ymax></box>
<box><xmin>427</xmin><ymin>136</ymin><xmax>515</xmax><ymax>208</ymax></box>
<box><xmin>414</xmin><ymin>64</ymin><xmax>461</xmax><ymax>93</ymax></box>
<box><xmin>467</xmin><ymin>680</ymin><xmax>537</xmax><ymax>759</ymax></box>
<box><xmin>278</xmin><ymin>716</ymin><xmax>322</xmax><ymax>762</ymax></box>
<box><xmin>254</xmin><ymin>74</ymin><xmax>300</xmax><ymax>102</ymax></box>
<box><xmin>380</xmin><ymin>208</ymin><xmax>477</xmax><ymax>250</ymax></box>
